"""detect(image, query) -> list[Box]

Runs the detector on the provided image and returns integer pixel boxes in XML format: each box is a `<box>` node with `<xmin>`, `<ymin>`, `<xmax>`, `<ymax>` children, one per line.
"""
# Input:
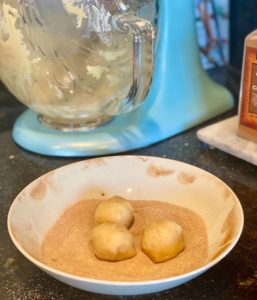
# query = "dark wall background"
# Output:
<box><xmin>230</xmin><ymin>0</ymin><xmax>257</xmax><ymax>71</ymax></box>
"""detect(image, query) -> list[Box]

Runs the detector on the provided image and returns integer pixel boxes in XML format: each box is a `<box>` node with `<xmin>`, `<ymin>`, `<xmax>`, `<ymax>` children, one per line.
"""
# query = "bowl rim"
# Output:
<box><xmin>7</xmin><ymin>155</ymin><xmax>244</xmax><ymax>286</ymax></box>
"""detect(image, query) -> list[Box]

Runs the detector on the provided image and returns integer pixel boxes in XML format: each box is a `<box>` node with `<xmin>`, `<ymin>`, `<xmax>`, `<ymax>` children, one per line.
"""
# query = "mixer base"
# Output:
<box><xmin>12</xmin><ymin>108</ymin><xmax>164</xmax><ymax>157</ymax></box>
<box><xmin>12</xmin><ymin>78</ymin><xmax>233</xmax><ymax>158</ymax></box>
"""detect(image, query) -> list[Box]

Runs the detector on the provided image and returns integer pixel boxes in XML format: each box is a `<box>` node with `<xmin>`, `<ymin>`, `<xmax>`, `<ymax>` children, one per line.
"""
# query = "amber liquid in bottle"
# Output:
<box><xmin>238</xmin><ymin>30</ymin><xmax>257</xmax><ymax>143</ymax></box>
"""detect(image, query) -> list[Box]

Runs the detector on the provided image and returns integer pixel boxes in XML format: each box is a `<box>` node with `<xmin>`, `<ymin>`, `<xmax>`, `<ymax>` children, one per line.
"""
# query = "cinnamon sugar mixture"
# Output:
<box><xmin>41</xmin><ymin>200</ymin><xmax>208</xmax><ymax>281</ymax></box>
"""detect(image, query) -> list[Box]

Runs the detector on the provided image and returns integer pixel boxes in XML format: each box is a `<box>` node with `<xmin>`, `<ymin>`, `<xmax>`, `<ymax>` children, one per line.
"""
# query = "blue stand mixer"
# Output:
<box><xmin>12</xmin><ymin>0</ymin><xmax>233</xmax><ymax>157</ymax></box>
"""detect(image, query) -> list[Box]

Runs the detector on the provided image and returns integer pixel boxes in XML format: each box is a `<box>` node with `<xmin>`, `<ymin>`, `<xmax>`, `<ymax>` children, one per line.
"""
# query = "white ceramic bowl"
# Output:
<box><xmin>7</xmin><ymin>156</ymin><xmax>244</xmax><ymax>296</ymax></box>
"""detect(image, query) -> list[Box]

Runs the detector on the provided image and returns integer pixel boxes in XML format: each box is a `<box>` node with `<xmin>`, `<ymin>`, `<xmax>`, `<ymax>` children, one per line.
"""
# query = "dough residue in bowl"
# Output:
<box><xmin>41</xmin><ymin>200</ymin><xmax>208</xmax><ymax>281</ymax></box>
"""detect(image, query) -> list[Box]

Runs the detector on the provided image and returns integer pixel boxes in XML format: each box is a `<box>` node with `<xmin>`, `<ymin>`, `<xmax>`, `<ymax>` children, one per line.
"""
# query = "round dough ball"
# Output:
<box><xmin>92</xmin><ymin>223</ymin><xmax>137</xmax><ymax>261</ymax></box>
<box><xmin>94</xmin><ymin>196</ymin><xmax>134</xmax><ymax>228</ymax></box>
<box><xmin>141</xmin><ymin>220</ymin><xmax>185</xmax><ymax>263</ymax></box>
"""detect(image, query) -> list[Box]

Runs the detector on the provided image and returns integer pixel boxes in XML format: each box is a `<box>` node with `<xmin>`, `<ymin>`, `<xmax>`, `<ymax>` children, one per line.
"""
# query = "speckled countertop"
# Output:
<box><xmin>0</xmin><ymin>68</ymin><xmax>257</xmax><ymax>300</ymax></box>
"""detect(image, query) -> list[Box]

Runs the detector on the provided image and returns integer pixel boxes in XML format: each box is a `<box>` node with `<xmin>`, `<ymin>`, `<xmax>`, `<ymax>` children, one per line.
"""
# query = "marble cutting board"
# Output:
<box><xmin>197</xmin><ymin>116</ymin><xmax>257</xmax><ymax>166</ymax></box>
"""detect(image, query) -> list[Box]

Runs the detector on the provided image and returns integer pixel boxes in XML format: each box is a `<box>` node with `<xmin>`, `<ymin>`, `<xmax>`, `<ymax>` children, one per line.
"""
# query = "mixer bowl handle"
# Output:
<box><xmin>112</xmin><ymin>12</ymin><xmax>155</xmax><ymax>113</ymax></box>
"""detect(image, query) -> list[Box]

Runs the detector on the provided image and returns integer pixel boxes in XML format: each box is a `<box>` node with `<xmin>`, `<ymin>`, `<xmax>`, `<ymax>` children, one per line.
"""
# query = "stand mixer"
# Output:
<box><xmin>0</xmin><ymin>0</ymin><xmax>234</xmax><ymax>157</ymax></box>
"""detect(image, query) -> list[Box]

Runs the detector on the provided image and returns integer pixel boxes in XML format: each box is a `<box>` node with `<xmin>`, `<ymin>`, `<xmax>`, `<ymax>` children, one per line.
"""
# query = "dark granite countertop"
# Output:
<box><xmin>0</xmin><ymin>67</ymin><xmax>257</xmax><ymax>300</ymax></box>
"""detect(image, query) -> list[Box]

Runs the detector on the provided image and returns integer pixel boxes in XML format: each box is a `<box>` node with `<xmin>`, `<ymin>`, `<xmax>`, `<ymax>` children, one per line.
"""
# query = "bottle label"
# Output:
<box><xmin>240</xmin><ymin>46</ymin><xmax>257</xmax><ymax>129</ymax></box>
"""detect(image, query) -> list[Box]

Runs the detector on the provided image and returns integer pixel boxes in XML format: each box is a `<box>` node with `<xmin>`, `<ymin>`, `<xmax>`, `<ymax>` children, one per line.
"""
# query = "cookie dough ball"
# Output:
<box><xmin>92</xmin><ymin>223</ymin><xmax>137</xmax><ymax>261</ymax></box>
<box><xmin>142</xmin><ymin>220</ymin><xmax>185</xmax><ymax>263</ymax></box>
<box><xmin>94</xmin><ymin>196</ymin><xmax>134</xmax><ymax>228</ymax></box>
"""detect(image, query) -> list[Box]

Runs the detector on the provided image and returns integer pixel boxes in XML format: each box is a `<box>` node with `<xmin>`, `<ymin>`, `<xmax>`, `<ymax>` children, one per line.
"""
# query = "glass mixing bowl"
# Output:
<box><xmin>0</xmin><ymin>0</ymin><xmax>156</xmax><ymax>130</ymax></box>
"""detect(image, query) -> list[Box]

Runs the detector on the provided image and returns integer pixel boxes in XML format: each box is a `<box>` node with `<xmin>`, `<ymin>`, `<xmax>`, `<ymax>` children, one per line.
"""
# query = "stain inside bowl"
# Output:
<box><xmin>41</xmin><ymin>200</ymin><xmax>208</xmax><ymax>282</ymax></box>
